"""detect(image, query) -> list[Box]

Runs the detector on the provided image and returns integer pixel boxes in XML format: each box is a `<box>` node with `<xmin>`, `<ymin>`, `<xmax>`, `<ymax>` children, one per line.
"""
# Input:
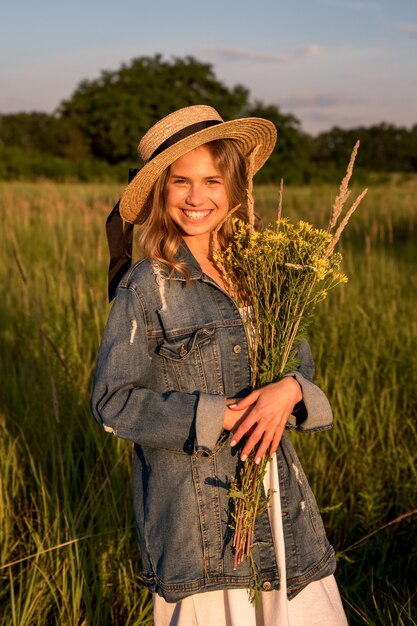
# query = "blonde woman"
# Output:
<box><xmin>91</xmin><ymin>106</ymin><xmax>348</xmax><ymax>625</ymax></box>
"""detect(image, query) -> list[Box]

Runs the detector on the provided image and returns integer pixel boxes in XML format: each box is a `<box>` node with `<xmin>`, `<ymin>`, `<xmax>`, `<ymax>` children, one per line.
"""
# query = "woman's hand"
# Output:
<box><xmin>224</xmin><ymin>377</ymin><xmax>303</xmax><ymax>463</ymax></box>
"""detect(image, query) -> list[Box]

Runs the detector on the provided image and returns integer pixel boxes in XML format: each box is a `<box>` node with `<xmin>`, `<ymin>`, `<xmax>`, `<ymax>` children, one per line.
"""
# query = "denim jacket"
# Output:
<box><xmin>91</xmin><ymin>244</ymin><xmax>336</xmax><ymax>602</ymax></box>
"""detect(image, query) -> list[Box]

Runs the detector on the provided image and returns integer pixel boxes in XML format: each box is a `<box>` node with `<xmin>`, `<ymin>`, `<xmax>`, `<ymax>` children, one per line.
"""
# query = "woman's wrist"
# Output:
<box><xmin>280</xmin><ymin>376</ymin><xmax>303</xmax><ymax>404</ymax></box>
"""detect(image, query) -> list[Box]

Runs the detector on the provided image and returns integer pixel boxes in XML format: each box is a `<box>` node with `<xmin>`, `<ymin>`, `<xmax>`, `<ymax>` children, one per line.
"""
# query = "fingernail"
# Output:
<box><xmin>255</xmin><ymin>457</ymin><xmax>261</xmax><ymax>465</ymax></box>
<box><xmin>270</xmin><ymin>452</ymin><xmax>276</xmax><ymax>459</ymax></box>
<box><xmin>230</xmin><ymin>439</ymin><xmax>237</xmax><ymax>447</ymax></box>
<box><xmin>228</xmin><ymin>403</ymin><xmax>237</xmax><ymax>408</ymax></box>
<box><xmin>241</xmin><ymin>454</ymin><xmax>247</xmax><ymax>462</ymax></box>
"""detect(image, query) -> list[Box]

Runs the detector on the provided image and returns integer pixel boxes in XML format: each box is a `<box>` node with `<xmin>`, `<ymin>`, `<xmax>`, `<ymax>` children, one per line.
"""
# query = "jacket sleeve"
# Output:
<box><xmin>284</xmin><ymin>340</ymin><xmax>333</xmax><ymax>432</ymax></box>
<box><xmin>90</xmin><ymin>284</ymin><xmax>226</xmax><ymax>452</ymax></box>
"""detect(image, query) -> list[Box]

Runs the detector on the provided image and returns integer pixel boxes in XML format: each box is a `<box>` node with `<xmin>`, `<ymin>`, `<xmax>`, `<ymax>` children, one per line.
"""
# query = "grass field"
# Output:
<box><xmin>0</xmin><ymin>180</ymin><xmax>416</xmax><ymax>625</ymax></box>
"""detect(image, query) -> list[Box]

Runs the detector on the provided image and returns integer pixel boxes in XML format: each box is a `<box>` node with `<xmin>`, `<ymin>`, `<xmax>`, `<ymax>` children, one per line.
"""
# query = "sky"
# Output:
<box><xmin>1</xmin><ymin>0</ymin><xmax>416</xmax><ymax>134</ymax></box>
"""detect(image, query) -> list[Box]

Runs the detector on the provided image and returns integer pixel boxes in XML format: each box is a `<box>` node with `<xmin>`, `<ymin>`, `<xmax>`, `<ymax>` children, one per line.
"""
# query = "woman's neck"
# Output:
<box><xmin>181</xmin><ymin>235</ymin><xmax>210</xmax><ymax>264</ymax></box>
<box><xmin>182</xmin><ymin>236</ymin><xmax>228</xmax><ymax>293</ymax></box>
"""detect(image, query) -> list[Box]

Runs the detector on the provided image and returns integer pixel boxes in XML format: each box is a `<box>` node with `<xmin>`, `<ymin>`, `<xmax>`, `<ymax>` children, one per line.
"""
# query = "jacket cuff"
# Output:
<box><xmin>194</xmin><ymin>393</ymin><xmax>227</xmax><ymax>454</ymax></box>
<box><xmin>284</xmin><ymin>371</ymin><xmax>333</xmax><ymax>432</ymax></box>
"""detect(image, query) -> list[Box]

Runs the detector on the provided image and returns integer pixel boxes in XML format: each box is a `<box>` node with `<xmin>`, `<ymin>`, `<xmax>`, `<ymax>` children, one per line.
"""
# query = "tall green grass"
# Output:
<box><xmin>0</xmin><ymin>180</ymin><xmax>416</xmax><ymax>625</ymax></box>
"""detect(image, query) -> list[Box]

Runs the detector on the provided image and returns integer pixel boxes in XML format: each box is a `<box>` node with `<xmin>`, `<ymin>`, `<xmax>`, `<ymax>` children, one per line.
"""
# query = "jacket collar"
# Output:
<box><xmin>161</xmin><ymin>241</ymin><xmax>203</xmax><ymax>281</ymax></box>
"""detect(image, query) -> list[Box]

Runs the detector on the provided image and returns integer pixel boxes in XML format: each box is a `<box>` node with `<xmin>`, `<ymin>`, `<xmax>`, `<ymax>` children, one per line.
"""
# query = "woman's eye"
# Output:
<box><xmin>207</xmin><ymin>179</ymin><xmax>220</xmax><ymax>185</ymax></box>
<box><xmin>172</xmin><ymin>178</ymin><xmax>187</xmax><ymax>186</ymax></box>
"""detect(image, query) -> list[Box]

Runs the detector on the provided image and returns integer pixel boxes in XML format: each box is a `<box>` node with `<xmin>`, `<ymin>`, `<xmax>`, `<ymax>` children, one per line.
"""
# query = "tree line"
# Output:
<box><xmin>1</xmin><ymin>55</ymin><xmax>416</xmax><ymax>183</ymax></box>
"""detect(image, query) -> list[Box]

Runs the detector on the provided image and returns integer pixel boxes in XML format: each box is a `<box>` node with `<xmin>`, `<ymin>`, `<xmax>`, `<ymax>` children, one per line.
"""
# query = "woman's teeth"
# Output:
<box><xmin>182</xmin><ymin>210</ymin><xmax>211</xmax><ymax>220</ymax></box>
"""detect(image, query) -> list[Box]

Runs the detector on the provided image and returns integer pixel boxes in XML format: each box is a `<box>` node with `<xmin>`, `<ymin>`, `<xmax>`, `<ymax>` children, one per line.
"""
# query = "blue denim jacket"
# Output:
<box><xmin>91</xmin><ymin>244</ymin><xmax>336</xmax><ymax>602</ymax></box>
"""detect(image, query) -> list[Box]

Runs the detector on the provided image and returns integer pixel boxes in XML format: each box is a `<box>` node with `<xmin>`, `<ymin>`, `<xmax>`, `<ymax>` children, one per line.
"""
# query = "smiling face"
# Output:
<box><xmin>166</xmin><ymin>145</ymin><xmax>229</xmax><ymax>255</ymax></box>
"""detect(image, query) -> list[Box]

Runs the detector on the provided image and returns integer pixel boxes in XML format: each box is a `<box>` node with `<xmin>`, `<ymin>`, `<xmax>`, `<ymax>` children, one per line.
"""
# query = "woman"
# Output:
<box><xmin>91</xmin><ymin>105</ymin><xmax>348</xmax><ymax>625</ymax></box>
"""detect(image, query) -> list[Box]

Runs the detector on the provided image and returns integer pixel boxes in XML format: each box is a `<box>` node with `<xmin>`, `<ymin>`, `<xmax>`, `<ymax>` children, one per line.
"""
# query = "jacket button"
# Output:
<box><xmin>262</xmin><ymin>581</ymin><xmax>272</xmax><ymax>591</ymax></box>
<box><xmin>233</xmin><ymin>344</ymin><xmax>242</xmax><ymax>354</ymax></box>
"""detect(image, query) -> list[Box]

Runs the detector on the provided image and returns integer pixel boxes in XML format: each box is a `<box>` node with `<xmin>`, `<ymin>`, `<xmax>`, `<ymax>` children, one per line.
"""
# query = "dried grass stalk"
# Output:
<box><xmin>276</xmin><ymin>178</ymin><xmax>284</xmax><ymax>228</ymax></box>
<box><xmin>246</xmin><ymin>145</ymin><xmax>260</xmax><ymax>233</ymax></box>
<box><xmin>328</xmin><ymin>140</ymin><xmax>360</xmax><ymax>230</ymax></box>
<box><xmin>326</xmin><ymin>187</ymin><xmax>368</xmax><ymax>257</ymax></box>
<box><xmin>211</xmin><ymin>204</ymin><xmax>241</xmax><ymax>256</ymax></box>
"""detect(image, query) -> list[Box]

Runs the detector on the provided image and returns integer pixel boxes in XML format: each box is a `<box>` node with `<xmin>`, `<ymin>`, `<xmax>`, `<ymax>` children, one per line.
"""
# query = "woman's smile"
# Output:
<box><xmin>180</xmin><ymin>208</ymin><xmax>213</xmax><ymax>221</ymax></box>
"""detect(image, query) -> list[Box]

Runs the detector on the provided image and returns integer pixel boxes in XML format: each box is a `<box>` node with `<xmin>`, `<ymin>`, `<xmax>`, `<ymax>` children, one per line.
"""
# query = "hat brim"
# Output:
<box><xmin>119</xmin><ymin>117</ymin><xmax>277</xmax><ymax>224</ymax></box>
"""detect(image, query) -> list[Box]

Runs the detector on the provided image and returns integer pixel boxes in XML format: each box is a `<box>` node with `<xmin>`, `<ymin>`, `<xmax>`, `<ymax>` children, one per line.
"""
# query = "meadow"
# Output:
<box><xmin>0</xmin><ymin>179</ymin><xmax>416</xmax><ymax>625</ymax></box>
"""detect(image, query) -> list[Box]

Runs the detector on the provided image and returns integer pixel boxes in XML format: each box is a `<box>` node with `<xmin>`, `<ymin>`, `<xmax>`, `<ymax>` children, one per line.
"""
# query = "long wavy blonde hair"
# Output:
<box><xmin>136</xmin><ymin>139</ymin><xmax>252</xmax><ymax>277</ymax></box>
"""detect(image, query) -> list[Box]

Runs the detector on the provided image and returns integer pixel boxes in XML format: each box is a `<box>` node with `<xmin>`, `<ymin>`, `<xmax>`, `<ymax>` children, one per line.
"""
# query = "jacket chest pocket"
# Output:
<box><xmin>157</xmin><ymin>327</ymin><xmax>224</xmax><ymax>395</ymax></box>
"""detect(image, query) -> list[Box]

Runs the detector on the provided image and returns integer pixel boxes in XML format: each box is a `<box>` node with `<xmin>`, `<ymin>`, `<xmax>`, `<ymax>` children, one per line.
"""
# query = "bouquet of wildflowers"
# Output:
<box><xmin>214</xmin><ymin>142</ymin><xmax>367</xmax><ymax>601</ymax></box>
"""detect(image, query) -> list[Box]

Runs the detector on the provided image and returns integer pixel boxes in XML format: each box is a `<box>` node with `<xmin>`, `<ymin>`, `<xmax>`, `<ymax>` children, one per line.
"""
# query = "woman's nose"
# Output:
<box><xmin>186</xmin><ymin>184</ymin><xmax>206</xmax><ymax>206</ymax></box>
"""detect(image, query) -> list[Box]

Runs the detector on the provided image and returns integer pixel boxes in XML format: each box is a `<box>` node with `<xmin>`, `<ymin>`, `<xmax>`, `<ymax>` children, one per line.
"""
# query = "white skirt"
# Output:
<box><xmin>153</xmin><ymin>459</ymin><xmax>348</xmax><ymax>626</ymax></box>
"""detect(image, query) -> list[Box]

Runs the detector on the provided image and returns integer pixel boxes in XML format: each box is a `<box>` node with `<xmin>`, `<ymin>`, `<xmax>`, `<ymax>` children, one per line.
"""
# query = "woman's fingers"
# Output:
<box><xmin>250</xmin><ymin>431</ymin><xmax>275</xmax><ymax>464</ymax></box>
<box><xmin>228</xmin><ymin>389</ymin><xmax>260</xmax><ymax>411</ymax></box>
<box><xmin>231</xmin><ymin>394</ymin><xmax>282</xmax><ymax>449</ymax></box>
<box><xmin>240</xmin><ymin>417</ymin><xmax>284</xmax><ymax>462</ymax></box>
<box><xmin>270</xmin><ymin>426</ymin><xmax>285</xmax><ymax>457</ymax></box>
<box><xmin>230</xmin><ymin>411</ymin><xmax>259</xmax><ymax>447</ymax></box>
<box><xmin>229</xmin><ymin>379</ymin><xmax>302</xmax><ymax>460</ymax></box>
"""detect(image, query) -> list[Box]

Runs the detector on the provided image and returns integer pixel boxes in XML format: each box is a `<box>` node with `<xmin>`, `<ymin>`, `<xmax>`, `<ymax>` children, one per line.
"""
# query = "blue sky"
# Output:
<box><xmin>1</xmin><ymin>0</ymin><xmax>416</xmax><ymax>134</ymax></box>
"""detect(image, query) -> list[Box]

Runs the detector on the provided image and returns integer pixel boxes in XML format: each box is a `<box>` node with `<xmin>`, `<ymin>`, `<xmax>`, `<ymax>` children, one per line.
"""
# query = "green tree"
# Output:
<box><xmin>0</xmin><ymin>112</ymin><xmax>88</xmax><ymax>160</ymax></box>
<box><xmin>245</xmin><ymin>102</ymin><xmax>311</xmax><ymax>184</ymax></box>
<box><xmin>312</xmin><ymin>123</ymin><xmax>417</xmax><ymax>173</ymax></box>
<box><xmin>59</xmin><ymin>54</ymin><xmax>250</xmax><ymax>163</ymax></box>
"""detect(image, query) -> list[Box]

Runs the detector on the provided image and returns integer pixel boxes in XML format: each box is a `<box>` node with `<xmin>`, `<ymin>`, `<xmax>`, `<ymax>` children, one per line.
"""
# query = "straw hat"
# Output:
<box><xmin>119</xmin><ymin>105</ymin><xmax>277</xmax><ymax>224</ymax></box>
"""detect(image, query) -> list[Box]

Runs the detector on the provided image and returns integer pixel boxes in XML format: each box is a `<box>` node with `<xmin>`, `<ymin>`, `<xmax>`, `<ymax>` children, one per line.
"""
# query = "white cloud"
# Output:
<box><xmin>396</xmin><ymin>23</ymin><xmax>417</xmax><ymax>39</ymax></box>
<box><xmin>295</xmin><ymin>45</ymin><xmax>324</xmax><ymax>59</ymax></box>
<box><xmin>278</xmin><ymin>91</ymin><xmax>358</xmax><ymax>109</ymax></box>
<box><xmin>197</xmin><ymin>47</ymin><xmax>287</xmax><ymax>63</ymax></box>
<box><xmin>197</xmin><ymin>45</ymin><xmax>325</xmax><ymax>65</ymax></box>
<box><xmin>322</xmin><ymin>0</ymin><xmax>381</xmax><ymax>9</ymax></box>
